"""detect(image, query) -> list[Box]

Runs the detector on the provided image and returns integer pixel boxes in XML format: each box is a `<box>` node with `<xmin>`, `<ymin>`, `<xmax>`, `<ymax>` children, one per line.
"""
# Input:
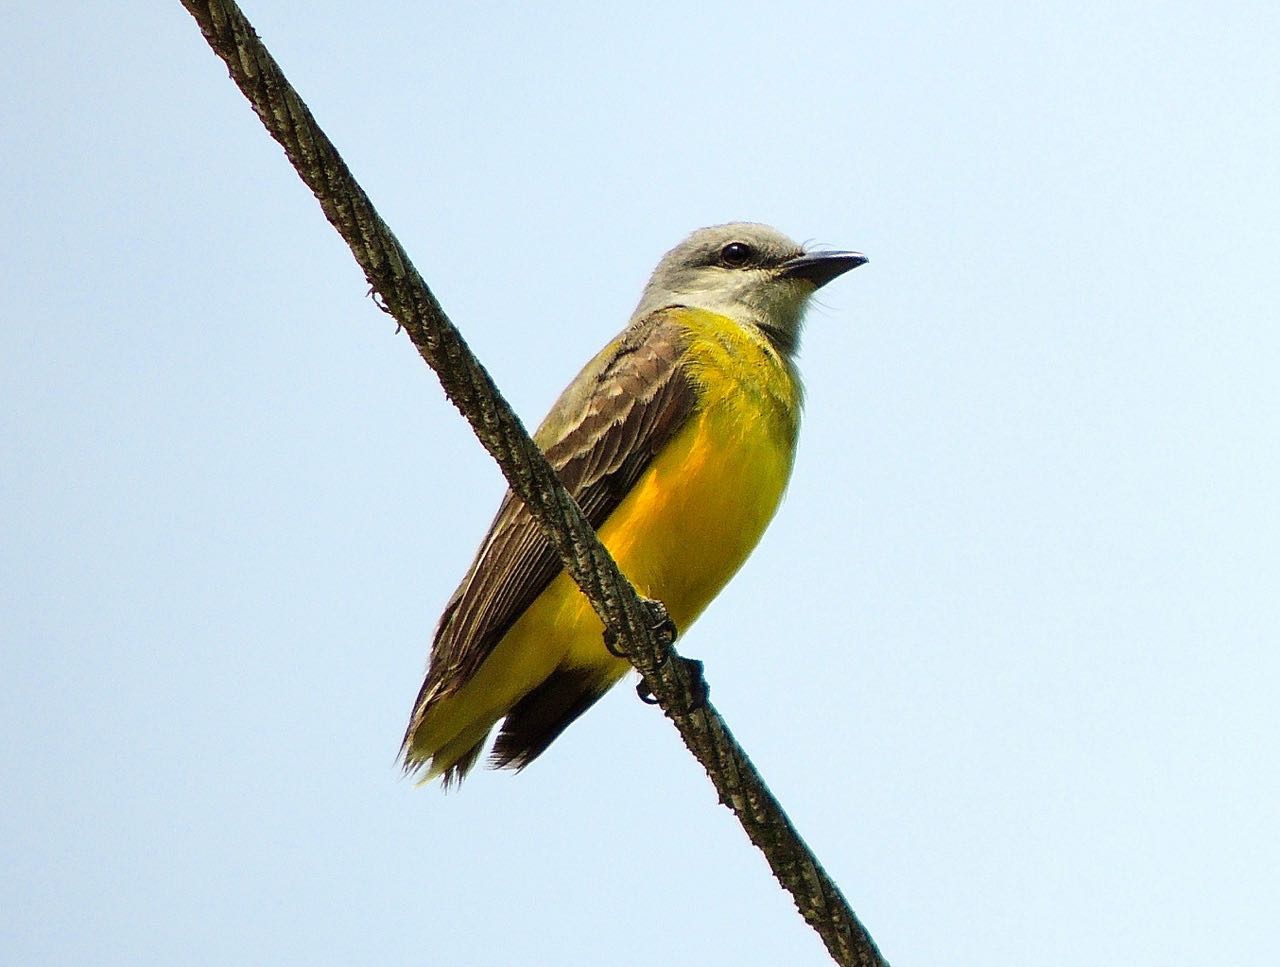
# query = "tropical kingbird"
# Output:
<box><xmin>402</xmin><ymin>223</ymin><xmax>866</xmax><ymax>785</ymax></box>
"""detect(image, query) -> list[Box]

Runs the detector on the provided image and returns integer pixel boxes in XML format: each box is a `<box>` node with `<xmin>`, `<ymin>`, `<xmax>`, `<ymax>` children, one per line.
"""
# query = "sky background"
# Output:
<box><xmin>3</xmin><ymin>3</ymin><xmax>1278</xmax><ymax>965</ymax></box>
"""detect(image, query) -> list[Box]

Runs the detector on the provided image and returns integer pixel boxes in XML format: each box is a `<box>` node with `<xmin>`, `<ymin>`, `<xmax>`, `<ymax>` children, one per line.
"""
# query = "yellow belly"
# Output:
<box><xmin>574</xmin><ymin>395</ymin><xmax>796</xmax><ymax>657</ymax></box>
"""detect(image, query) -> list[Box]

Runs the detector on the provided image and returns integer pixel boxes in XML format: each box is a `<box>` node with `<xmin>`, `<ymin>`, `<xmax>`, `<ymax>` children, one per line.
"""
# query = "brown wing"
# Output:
<box><xmin>404</xmin><ymin>309</ymin><xmax>697</xmax><ymax>728</ymax></box>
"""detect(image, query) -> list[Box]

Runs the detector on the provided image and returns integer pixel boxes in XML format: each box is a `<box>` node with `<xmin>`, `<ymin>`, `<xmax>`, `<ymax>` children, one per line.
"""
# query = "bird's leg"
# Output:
<box><xmin>637</xmin><ymin>657</ymin><xmax>708</xmax><ymax>710</ymax></box>
<box><xmin>602</xmin><ymin>625</ymin><xmax>627</xmax><ymax>658</ymax></box>
<box><xmin>631</xmin><ymin>599</ymin><xmax>706</xmax><ymax>708</ymax></box>
<box><xmin>598</xmin><ymin>599</ymin><xmax>703</xmax><ymax>708</ymax></box>
<box><xmin>602</xmin><ymin>597</ymin><xmax>677</xmax><ymax>658</ymax></box>
<box><xmin>642</xmin><ymin>597</ymin><xmax>678</xmax><ymax>648</ymax></box>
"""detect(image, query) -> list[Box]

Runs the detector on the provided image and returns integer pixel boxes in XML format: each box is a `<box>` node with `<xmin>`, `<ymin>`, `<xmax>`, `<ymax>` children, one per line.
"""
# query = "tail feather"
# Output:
<box><xmin>490</xmin><ymin>666</ymin><xmax>615</xmax><ymax>771</ymax></box>
<box><xmin>404</xmin><ymin>714</ymin><xmax>495</xmax><ymax>788</ymax></box>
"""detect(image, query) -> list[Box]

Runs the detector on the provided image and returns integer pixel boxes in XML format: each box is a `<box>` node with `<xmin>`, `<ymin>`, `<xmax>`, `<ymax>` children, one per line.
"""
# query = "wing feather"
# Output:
<box><xmin>404</xmin><ymin>310</ymin><xmax>696</xmax><ymax>729</ymax></box>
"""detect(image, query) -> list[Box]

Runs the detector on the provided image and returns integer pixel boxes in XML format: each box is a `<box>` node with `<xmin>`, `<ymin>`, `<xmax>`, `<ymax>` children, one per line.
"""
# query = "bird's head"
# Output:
<box><xmin>632</xmin><ymin>222</ymin><xmax>867</xmax><ymax>356</ymax></box>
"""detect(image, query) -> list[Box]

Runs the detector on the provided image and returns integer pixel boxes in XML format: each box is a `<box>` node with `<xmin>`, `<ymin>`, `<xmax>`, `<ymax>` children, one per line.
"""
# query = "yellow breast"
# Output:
<box><xmin>592</xmin><ymin>306</ymin><xmax>802</xmax><ymax>633</ymax></box>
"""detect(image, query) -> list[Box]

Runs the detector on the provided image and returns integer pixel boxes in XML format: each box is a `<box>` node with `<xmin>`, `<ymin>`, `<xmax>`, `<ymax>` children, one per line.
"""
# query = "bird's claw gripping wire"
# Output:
<box><xmin>602</xmin><ymin>598</ymin><xmax>676</xmax><ymax>658</ymax></box>
<box><xmin>599</xmin><ymin>599</ymin><xmax>705</xmax><ymax>708</ymax></box>
<box><xmin>637</xmin><ymin>656</ymin><xmax>708</xmax><ymax>709</ymax></box>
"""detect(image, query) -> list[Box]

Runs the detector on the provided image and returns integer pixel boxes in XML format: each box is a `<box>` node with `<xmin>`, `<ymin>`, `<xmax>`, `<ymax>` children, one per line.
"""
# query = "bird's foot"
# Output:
<box><xmin>602</xmin><ymin>598</ymin><xmax>677</xmax><ymax>658</ymax></box>
<box><xmin>637</xmin><ymin>656</ymin><xmax>708</xmax><ymax>709</ymax></box>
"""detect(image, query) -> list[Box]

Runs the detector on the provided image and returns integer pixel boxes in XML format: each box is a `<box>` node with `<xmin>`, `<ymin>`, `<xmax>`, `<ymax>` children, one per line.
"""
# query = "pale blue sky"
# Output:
<box><xmin>3</xmin><ymin>3</ymin><xmax>1278</xmax><ymax>965</ymax></box>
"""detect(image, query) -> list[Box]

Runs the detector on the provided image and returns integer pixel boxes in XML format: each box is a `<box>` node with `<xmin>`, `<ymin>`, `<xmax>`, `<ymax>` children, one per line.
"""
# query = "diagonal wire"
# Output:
<box><xmin>177</xmin><ymin>3</ymin><xmax>888</xmax><ymax>964</ymax></box>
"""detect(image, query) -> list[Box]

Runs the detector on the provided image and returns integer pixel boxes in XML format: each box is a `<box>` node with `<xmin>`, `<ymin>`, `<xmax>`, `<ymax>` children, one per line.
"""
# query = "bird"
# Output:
<box><xmin>401</xmin><ymin>223</ymin><xmax>866</xmax><ymax>786</ymax></box>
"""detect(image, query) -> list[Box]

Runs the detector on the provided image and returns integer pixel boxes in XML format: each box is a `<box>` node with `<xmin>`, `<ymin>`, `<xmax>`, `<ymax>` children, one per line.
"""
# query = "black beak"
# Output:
<box><xmin>781</xmin><ymin>250</ymin><xmax>868</xmax><ymax>289</ymax></box>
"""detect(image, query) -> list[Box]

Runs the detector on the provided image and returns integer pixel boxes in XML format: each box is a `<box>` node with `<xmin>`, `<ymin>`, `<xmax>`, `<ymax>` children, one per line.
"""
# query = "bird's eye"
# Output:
<box><xmin>719</xmin><ymin>241</ymin><xmax>754</xmax><ymax>267</ymax></box>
